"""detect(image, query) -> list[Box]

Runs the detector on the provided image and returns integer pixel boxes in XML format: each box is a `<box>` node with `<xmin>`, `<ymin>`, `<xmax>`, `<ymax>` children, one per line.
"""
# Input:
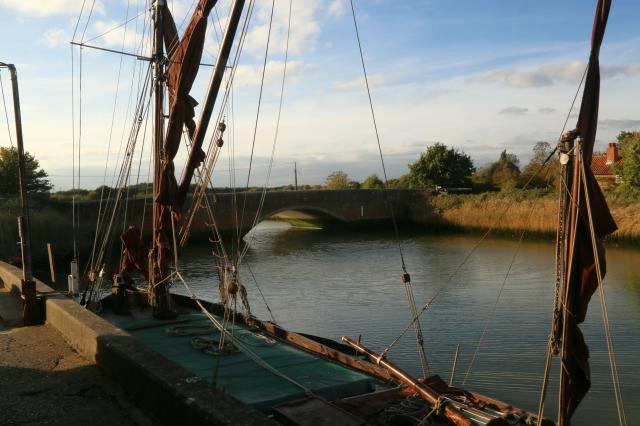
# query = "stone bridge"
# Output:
<box><xmin>74</xmin><ymin>189</ymin><xmax>431</xmax><ymax>237</ymax></box>
<box><xmin>200</xmin><ymin>189</ymin><xmax>429</xmax><ymax>233</ymax></box>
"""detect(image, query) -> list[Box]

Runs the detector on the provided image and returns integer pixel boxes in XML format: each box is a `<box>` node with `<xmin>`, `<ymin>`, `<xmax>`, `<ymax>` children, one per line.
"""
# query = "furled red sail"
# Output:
<box><xmin>121</xmin><ymin>0</ymin><xmax>217</xmax><ymax>283</ymax></box>
<box><xmin>560</xmin><ymin>0</ymin><xmax>617</xmax><ymax>419</ymax></box>
<box><xmin>156</xmin><ymin>0</ymin><xmax>218</xmax><ymax>214</ymax></box>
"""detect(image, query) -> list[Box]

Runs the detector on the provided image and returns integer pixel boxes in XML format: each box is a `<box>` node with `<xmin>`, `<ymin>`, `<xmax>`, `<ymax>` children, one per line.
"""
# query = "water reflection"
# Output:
<box><xmin>177</xmin><ymin>221</ymin><xmax>640</xmax><ymax>424</ymax></box>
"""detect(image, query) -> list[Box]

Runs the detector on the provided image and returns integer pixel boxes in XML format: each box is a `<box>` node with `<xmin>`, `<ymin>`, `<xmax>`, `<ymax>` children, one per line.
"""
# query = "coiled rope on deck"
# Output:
<box><xmin>174</xmin><ymin>270</ymin><xmax>314</xmax><ymax>397</ymax></box>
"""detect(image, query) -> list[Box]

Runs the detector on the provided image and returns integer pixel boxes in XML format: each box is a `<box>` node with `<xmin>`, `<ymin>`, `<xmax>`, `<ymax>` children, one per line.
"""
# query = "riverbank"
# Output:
<box><xmin>421</xmin><ymin>192</ymin><xmax>640</xmax><ymax>244</ymax></box>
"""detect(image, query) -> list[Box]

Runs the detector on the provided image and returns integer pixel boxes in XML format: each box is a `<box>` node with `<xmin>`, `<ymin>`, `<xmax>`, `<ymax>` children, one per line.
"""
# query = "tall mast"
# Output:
<box><xmin>177</xmin><ymin>0</ymin><xmax>247</xmax><ymax>204</ymax></box>
<box><xmin>150</xmin><ymin>0</ymin><xmax>171</xmax><ymax>316</ymax></box>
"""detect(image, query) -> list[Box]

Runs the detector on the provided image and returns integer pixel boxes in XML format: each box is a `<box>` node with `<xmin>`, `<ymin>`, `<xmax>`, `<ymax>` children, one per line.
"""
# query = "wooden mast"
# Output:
<box><xmin>557</xmin><ymin>136</ymin><xmax>578</xmax><ymax>426</ymax></box>
<box><xmin>177</xmin><ymin>0</ymin><xmax>247</xmax><ymax>205</ymax></box>
<box><xmin>150</xmin><ymin>0</ymin><xmax>171</xmax><ymax>316</ymax></box>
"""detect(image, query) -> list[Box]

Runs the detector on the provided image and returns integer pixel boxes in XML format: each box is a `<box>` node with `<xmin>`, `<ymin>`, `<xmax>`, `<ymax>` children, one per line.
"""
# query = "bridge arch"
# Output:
<box><xmin>253</xmin><ymin>205</ymin><xmax>347</xmax><ymax>230</ymax></box>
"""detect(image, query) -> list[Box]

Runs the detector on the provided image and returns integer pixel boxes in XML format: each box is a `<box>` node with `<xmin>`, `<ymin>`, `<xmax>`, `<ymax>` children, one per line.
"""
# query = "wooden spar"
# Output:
<box><xmin>255</xmin><ymin>322</ymin><xmax>393</xmax><ymax>383</ymax></box>
<box><xmin>558</xmin><ymin>138</ymin><xmax>580</xmax><ymax>426</ymax></box>
<box><xmin>177</xmin><ymin>0</ymin><xmax>246</xmax><ymax>205</ymax></box>
<box><xmin>341</xmin><ymin>336</ymin><xmax>475</xmax><ymax>426</ymax></box>
<box><xmin>47</xmin><ymin>243</ymin><xmax>56</xmax><ymax>284</ymax></box>
<box><xmin>150</xmin><ymin>0</ymin><xmax>171</xmax><ymax>315</ymax></box>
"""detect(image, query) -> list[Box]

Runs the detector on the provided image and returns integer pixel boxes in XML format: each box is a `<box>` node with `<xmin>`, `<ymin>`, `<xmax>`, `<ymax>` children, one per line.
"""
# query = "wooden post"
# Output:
<box><xmin>1</xmin><ymin>62</ymin><xmax>38</xmax><ymax>325</ymax></box>
<box><xmin>47</xmin><ymin>243</ymin><xmax>56</xmax><ymax>284</ymax></box>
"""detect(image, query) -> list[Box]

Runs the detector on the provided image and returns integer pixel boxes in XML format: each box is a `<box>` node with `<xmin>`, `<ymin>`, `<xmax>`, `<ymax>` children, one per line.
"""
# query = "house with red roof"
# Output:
<box><xmin>591</xmin><ymin>142</ymin><xmax>623</xmax><ymax>189</ymax></box>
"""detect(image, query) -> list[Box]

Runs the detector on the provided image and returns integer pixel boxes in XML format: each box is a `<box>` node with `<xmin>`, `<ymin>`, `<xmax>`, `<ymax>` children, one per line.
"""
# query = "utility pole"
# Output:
<box><xmin>1</xmin><ymin>62</ymin><xmax>39</xmax><ymax>325</ymax></box>
<box><xmin>294</xmin><ymin>161</ymin><xmax>298</xmax><ymax>190</ymax></box>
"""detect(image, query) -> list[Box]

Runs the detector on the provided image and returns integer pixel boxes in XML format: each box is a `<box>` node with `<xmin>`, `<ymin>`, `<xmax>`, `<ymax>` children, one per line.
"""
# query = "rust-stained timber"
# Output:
<box><xmin>341</xmin><ymin>336</ymin><xmax>474</xmax><ymax>426</ymax></box>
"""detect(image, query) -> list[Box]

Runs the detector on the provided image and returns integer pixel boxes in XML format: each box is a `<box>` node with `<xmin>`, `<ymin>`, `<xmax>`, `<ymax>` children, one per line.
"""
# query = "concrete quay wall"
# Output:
<box><xmin>0</xmin><ymin>261</ymin><xmax>274</xmax><ymax>425</ymax></box>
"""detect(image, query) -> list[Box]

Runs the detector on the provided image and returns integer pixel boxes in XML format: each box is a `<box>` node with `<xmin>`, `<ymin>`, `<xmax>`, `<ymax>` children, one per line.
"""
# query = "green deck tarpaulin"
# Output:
<box><xmin>117</xmin><ymin>314</ymin><xmax>375</xmax><ymax>412</ymax></box>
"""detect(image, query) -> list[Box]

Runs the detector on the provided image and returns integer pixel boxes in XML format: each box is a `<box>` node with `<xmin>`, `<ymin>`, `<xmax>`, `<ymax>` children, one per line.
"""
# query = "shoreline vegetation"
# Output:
<box><xmin>421</xmin><ymin>192</ymin><xmax>640</xmax><ymax>244</ymax></box>
<box><xmin>2</xmin><ymin>131</ymin><xmax>639</xmax><ymax>270</ymax></box>
<box><xmin>0</xmin><ymin>190</ymin><xmax>638</xmax><ymax>276</ymax></box>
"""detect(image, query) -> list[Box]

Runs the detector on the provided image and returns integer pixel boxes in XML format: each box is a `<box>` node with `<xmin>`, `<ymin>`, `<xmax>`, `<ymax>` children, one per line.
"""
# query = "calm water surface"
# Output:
<box><xmin>177</xmin><ymin>221</ymin><xmax>640</xmax><ymax>424</ymax></box>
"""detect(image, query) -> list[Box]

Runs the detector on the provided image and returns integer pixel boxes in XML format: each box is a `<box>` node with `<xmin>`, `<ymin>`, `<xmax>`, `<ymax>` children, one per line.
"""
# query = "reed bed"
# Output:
<box><xmin>425</xmin><ymin>193</ymin><xmax>640</xmax><ymax>244</ymax></box>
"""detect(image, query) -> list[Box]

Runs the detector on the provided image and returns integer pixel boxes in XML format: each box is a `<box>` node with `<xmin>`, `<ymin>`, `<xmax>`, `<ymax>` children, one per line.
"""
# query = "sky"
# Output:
<box><xmin>0</xmin><ymin>0</ymin><xmax>639</xmax><ymax>190</ymax></box>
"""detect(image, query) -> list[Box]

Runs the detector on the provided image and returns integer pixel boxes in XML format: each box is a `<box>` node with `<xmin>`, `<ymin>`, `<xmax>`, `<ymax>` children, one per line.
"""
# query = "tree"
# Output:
<box><xmin>408</xmin><ymin>143</ymin><xmax>474</xmax><ymax>189</ymax></box>
<box><xmin>616</xmin><ymin>130</ymin><xmax>640</xmax><ymax>153</ymax></box>
<box><xmin>325</xmin><ymin>170</ymin><xmax>349</xmax><ymax>189</ymax></box>
<box><xmin>619</xmin><ymin>132</ymin><xmax>640</xmax><ymax>195</ymax></box>
<box><xmin>0</xmin><ymin>147</ymin><xmax>52</xmax><ymax>195</ymax></box>
<box><xmin>520</xmin><ymin>141</ymin><xmax>557</xmax><ymax>188</ymax></box>
<box><xmin>362</xmin><ymin>174</ymin><xmax>384</xmax><ymax>189</ymax></box>
<box><xmin>386</xmin><ymin>174</ymin><xmax>412</xmax><ymax>189</ymax></box>
<box><xmin>474</xmin><ymin>149</ymin><xmax>521</xmax><ymax>191</ymax></box>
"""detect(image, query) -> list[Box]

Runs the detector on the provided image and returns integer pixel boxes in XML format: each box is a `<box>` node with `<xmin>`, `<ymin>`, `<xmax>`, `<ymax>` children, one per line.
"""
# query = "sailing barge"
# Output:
<box><xmin>68</xmin><ymin>0</ymin><xmax>624</xmax><ymax>424</ymax></box>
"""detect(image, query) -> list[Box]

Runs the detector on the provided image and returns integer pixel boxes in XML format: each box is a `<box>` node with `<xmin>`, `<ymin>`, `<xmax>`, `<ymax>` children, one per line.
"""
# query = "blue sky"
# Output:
<box><xmin>0</xmin><ymin>0</ymin><xmax>639</xmax><ymax>190</ymax></box>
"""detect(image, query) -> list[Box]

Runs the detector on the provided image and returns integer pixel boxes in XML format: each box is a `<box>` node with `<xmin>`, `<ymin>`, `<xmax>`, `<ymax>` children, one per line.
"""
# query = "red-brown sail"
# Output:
<box><xmin>156</xmin><ymin>0</ymin><xmax>218</xmax><ymax>214</ymax></box>
<box><xmin>560</xmin><ymin>0</ymin><xmax>617</xmax><ymax>420</ymax></box>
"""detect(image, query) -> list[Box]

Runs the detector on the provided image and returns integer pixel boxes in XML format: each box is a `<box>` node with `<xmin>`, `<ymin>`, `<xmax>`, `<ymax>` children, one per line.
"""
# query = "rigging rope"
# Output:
<box><xmin>180</xmin><ymin>0</ymin><xmax>256</xmax><ymax>242</ymax></box>
<box><xmin>349</xmin><ymin>0</ymin><xmax>429</xmax><ymax>376</ymax></box>
<box><xmin>536</xmin><ymin>158</ymin><xmax>567</xmax><ymax>425</ymax></box>
<box><xmin>83</xmin><ymin>11</ymin><xmax>146</xmax><ymax>44</ymax></box>
<box><xmin>70</xmin><ymin>0</ymin><xmax>87</xmax><ymax>265</ymax></box>
<box><xmin>578</xmin><ymin>149</ymin><xmax>627</xmax><ymax>426</ymax></box>
<box><xmin>80</xmin><ymin>0</ymin><xmax>98</xmax><ymax>43</ymax></box>
<box><xmin>88</xmin><ymin>0</ymin><xmax>132</xmax><ymax>276</ymax></box>
<box><xmin>461</xmin><ymin>226</ymin><xmax>528</xmax><ymax>386</ymax></box>
<box><xmin>238</xmin><ymin>0</ymin><xmax>276</xmax><ymax>242</ymax></box>
<box><xmin>174</xmin><ymin>269</ymin><xmax>315</xmax><ymax>397</ymax></box>
<box><xmin>237</xmin><ymin>0</ymin><xmax>293</xmax><ymax>265</ymax></box>
<box><xmin>535</xmin><ymin>63</ymin><xmax>589</xmax><ymax>423</ymax></box>
<box><xmin>383</xmin><ymin>63</ymin><xmax>589</xmax><ymax>360</ymax></box>
<box><xmin>0</xmin><ymin>71</ymin><xmax>14</xmax><ymax>148</ymax></box>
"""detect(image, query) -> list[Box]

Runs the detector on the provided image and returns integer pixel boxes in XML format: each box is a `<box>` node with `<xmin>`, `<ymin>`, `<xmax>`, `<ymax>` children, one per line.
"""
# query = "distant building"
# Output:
<box><xmin>591</xmin><ymin>142</ymin><xmax>623</xmax><ymax>188</ymax></box>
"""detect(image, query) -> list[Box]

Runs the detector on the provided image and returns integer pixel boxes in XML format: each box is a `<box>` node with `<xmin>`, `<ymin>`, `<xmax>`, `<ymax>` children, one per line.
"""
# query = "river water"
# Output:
<box><xmin>176</xmin><ymin>221</ymin><xmax>639</xmax><ymax>424</ymax></box>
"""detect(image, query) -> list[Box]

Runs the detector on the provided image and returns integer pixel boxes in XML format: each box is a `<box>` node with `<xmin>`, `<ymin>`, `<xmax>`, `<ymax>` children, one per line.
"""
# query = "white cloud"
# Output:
<box><xmin>499</xmin><ymin>106</ymin><xmax>528</xmax><ymax>116</ymax></box>
<box><xmin>472</xmin><ymin>60</ymin><xmax>640</xmax><ymax>89</ymax></box>
<box><xmin>0</xmin><ymin>0</ymin><xmax>104</xmax><ymax>17</ymax></box>
<box><xmin>90</xmin><ymin>20</ymin><xmax>147</xmax><ymax>52</ymax></box>
<box><xmin>327</xmin><ymin>0</ymin><xmax>346</xmax><ymax>18</ymax></box>
<box><xmin>599</xmin><ymin>118</ymin><xmax>640</xmax><ymax>129</ymax></box>
<box><xmin>333</xmin><ymin>74</ymin><xmax>387</xmax><ymax>90</ymax></box>
<box><xmin>244</xmin><ymin>0</ymin><xmax>322</xmax><ymax>57</ymax></box>
<box><xmin>40</xmin><ymin>28</ymin><xmax>67</xmax><ymax>48</ymax></box>
<box><xmin>234</xmin><ymin>60</ymin><xmax>317</xmax><ymax>88</ymax></box>
<box><xmin>538</xmin><ymin>107</ymin><xmax>556</xmax><ymax>114</ymax></box>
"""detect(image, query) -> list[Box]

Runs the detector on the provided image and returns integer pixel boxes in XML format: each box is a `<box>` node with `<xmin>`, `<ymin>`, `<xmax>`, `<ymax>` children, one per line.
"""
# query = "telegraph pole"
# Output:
<box><xmin>294</xmin><ymin>161</ymin><xmax>298</xmax><ymax>190</ymax></box>
<box><xmin>1</xmin><ymin>62</ymin><xmax>38</xmax><ymax>325</ymax></box>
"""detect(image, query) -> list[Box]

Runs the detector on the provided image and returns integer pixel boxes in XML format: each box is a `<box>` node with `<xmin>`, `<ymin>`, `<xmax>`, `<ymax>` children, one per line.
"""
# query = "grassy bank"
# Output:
<box><xmin>424</xmin><ymin>192</ymin><xmax>640</xmax><ymax>244</ymax></box>
<box><xmin>0</xmin><ymin>199</ymin><xmax>95</xmax><ymax>271</ymax></box>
